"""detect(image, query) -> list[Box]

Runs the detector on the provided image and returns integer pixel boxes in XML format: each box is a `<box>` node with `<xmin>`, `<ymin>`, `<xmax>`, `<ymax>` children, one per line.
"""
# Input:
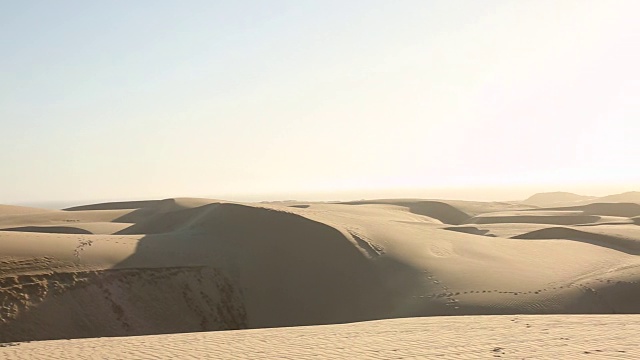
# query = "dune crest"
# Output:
<box><xmin>340</xmin><ymin>199</ymin><xmax>471</xmax><ymax>224</ymax></box>
<box><xmin>512</xmin><ymin>227</ymin><xmax>640</xmax><ymax>255</ymax></box>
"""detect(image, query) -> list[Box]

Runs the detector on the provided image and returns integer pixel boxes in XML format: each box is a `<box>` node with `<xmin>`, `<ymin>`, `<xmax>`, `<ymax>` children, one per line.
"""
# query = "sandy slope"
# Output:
<box><xmin>1</xmin><ymin>195</ymin><xmax>640</xmax><ymax>343</ymax></box>
<box><xmin>1</xmin><ymin>315</ymin><xmax>637</xmax><ymax>359</ymax></box>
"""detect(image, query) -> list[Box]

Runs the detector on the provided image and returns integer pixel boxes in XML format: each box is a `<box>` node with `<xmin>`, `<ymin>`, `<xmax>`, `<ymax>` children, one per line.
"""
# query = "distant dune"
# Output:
<box><xmin>542</xmin><ymin>202</ymin><xmax>640</xmax><ymax>218</ymax></box>
<box><xmin>1</xmin><ymin>194</ymin><xmax>640</xmax><ymax>344</ymax></box>
<box><xmin>522</xmin><ymin>191</ymin><xmax>640</xmax><ymax>207</ymax></box>
<box><xmin>521</xmin><ymin>192</ymin><xmax>596</xmax><ymax>207</ymax></box>
<box><xmin>512</xmin><ymin>227</ymin><xmax>640</xmax><ymax>255</ymax></box>
<box><xmin>0</xmin><ymin>204</ymin><xmax>52</xmax><ymax>216</ymax></box>
<box><xmin>599</xmin><ymin>191</ymin><xmax>640</xmax><ymax>203</ymax></box>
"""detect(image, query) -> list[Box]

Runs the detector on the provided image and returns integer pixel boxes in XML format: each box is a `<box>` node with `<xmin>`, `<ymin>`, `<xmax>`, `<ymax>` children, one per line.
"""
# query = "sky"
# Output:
<box><xmin>1</xmin><ymin>0</ymin><xmax>639</xmax><ymax>206</ymax></box>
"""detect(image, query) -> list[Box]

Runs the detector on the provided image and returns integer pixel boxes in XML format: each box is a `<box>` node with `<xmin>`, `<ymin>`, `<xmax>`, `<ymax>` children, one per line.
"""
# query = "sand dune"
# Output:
<box><xmin>1</xmin><ymin>315</ymin><xmax>637</xmax><ymax>359</ymax></box>
<box><xmin>600</xmin><ymin>191</ymin><xmax>640</xmax><ymax>203</ymax></box>
<box><xmin>464</xmin><ymin>203</ymin><xmax>640</xmax><ymax>227</ymax></box>
<box><xmin>512</xmin><ymin>227</ymin><xmax>640</xmax><ymax>255</ymax></box>
<box><xmin>340</xmin><ymin>199</ymin><xmax>472</xmax><ymax>224</ymax></box>
<box><xmin>534</xmin><ymin>202</ymin><xmax>640</xmax><ymax>218</ymax></box>
<box><xmin>0</xmin><ymin>226</ymin><xmax>93</xmax><ymax>235</ymax></box>
<box><xmin>467</xmin><ymin>212</ymin><xmax>601</xmax><ymax>225</ymax></box>
<box><xmin>521</xmin><ymin>191</ymin><xmax>640</xmax><ymax>207</ymax></box>
<box><xmin>0</xmin><ymin>205</ymin><xmax>52</xmax><ymax>216</ymax></box>
<box><xmin>1</xmin><ymin>195</ymin><xmax>640</xmax><ymax>344</ymax></box>
<box><xmin>522</xmin><ymin>191</ymin><xmax>597</xmax><ymax>207</ymax></box>
<box><xmin>64</xmin><ymin>199</ymin><xmax>178</xmax><ymax>211</ymax></box>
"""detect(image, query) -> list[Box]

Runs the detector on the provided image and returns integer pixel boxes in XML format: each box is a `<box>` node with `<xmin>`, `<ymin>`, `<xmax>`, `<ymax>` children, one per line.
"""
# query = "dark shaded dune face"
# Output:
<box><xmin>64</xmin><ymin>198</ymin><xmax>197</xmax><ymax>224</ymax></box>
<box><xmin>288</xmin><ymin>204</ymin><xmax>310</xmax><ymax>209</ymax></box>
<box><xmin>581</xmin><ymin>203</ymin><xmax>640</xmax><ymax>217</ymax></box>
<box><xmin>0</xmin><ymin>226</ymin><xmax>93</xmax><ymax>235</ymax></box>
<box><xmin>405</xmin><ymin>201</ymin><xmax>470</xmax><ymax>225</ymax></box>
<box><xmin>0</xmin><ymin>267</ymin><xmax>246</xmax><ymax>343</ymax></box>
<box><xmin>115</xmin><ymin>203</ymin><xmax>392</xmax><ymax>329</ymax></box>
<box><xmin>341</xmin><ymin>200</ymin><xmax>470</xmax><ymax>225</ymax></box>
<box><xmin>538</xmin><ymin>203</ymin><xmax>640</xmax><ymax>218</ymax></box>
<box><xmin>512</xmin><ymin>227</ymin><xmax>640</xmax><ymax>255</ymax></box>
<box><xmin>443</xmin><ymin>226</ymin><xmax>495</xmax><ymax>237</ymax></box>
<box><xmin>468</xmin><ymin>215</ymin><xmax>600</xmax><ymax>226</ymax></box>
<box><xmin>442</xmin><ymin>201</ymin><xmax>534</xmax><ymax>217</ymax></box>
<box><xmin>115</xmin><ymin>204</ymin><xmax>216</xmax><ymax>235</ymax></box>
<box><xmin>633</xmin><ymin>217</ymin><xmax>640</xmax><ymax>225</ymax></box>
<box><xmin>589</xmin><ymin>281</ymin><xmax>640</xmax><ymax>313</ymax></box>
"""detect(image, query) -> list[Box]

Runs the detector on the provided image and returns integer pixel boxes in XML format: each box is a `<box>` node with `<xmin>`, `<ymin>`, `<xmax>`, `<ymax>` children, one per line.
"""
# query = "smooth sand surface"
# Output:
<box><xmin>1</xmin><ymin>194</ymin><xmax>639</xmax><ymax>345</ymax></box>
<box><xmin>1</xmin><ymin>315</ymin><xmax>638</xmax><ymax>359</ymax></box>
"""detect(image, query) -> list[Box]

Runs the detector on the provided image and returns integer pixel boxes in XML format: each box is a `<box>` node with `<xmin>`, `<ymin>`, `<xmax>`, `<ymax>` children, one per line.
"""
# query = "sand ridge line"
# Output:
<box><xmin>346</xmin><ymin>228</ymin><xmax>385</xmax><ymax>258</ymax></box>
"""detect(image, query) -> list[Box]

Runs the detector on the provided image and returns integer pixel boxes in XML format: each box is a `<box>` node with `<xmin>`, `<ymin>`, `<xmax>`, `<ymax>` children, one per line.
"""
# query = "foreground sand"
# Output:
<box><xmin>1</xmin><ymin>315</ymin><xmax>638</xmax><ymax>359</ymax></box>
<box><xmin>1</xmin><ymin>193</ymin><xmax>640</xmax><ymax>342</ymax></box>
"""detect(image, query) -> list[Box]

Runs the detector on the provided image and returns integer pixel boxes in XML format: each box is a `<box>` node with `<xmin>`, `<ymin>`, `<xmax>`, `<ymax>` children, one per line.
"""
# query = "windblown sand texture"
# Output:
<box><xmin>1</xmin><ymin>192</ymin><xmax>640</xmax><ymax>344</ymax></box>
<box><xmin>1</xmin><ymin>315</ymin><xmax>637</xmax><ymax>359</ymax></box>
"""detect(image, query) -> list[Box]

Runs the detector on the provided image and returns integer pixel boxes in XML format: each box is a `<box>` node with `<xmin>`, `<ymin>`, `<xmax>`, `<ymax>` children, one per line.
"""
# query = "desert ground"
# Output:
<box><xmin>1</xmin><ymin>315</ymin><xmax>637</xmax><ymax>359</ymax></box>
<box><xmin>1</xmin><ymin>191</ymin><xmax>639</xmax><ymax>357</ymax></box>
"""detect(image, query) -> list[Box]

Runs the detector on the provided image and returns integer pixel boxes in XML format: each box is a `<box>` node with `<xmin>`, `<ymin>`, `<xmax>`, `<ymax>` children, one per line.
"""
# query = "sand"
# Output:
<box><xmin>1</xmin><ymin>315</ymin><xmax>637</xmax><ymax>359</ymax></box>
<box><xmin>1</xmin><ymin>193</ymin><xmax>639</xmax><ymax>350</ymax></box>
<box><xmin>522</xmin><ymin>191</ymin><xmax>640</xmax><ymax>207</ymax></box>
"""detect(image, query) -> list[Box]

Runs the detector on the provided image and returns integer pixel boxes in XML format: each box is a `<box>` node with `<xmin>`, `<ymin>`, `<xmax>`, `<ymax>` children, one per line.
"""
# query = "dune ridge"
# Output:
<box><xmin>340</xmin><ymin>199</ymin><xmax>471</xmax><ymax>224</ymax></box>
<box><xmin>512</xmin><ymin>227</ymin><xmax>640</xmax><ymax>255</ymax></box>
<box><xmin>522</xmin><ymin>191</ymin><xmax>640</xmax><ymax>207</ymax></box>
<box><xmin>531</xmin><ymin>203</ymin><xmax>640</xmax><ymax>218</ymax></box>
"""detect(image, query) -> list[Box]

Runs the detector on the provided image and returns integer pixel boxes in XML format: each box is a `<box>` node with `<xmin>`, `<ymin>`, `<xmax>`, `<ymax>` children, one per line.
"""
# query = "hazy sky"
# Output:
<box><xmin>2</xmin><ymin>0</ymin><xmax>639</xmax><ymax>205</ymax></box>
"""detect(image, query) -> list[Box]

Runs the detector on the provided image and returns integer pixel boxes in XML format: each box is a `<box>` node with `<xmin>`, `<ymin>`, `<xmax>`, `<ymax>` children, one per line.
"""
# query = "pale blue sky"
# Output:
<box><xmin>2</xmin><ymin>0</ymin><xmax>639</xmax><ymax>205</ymax></box>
